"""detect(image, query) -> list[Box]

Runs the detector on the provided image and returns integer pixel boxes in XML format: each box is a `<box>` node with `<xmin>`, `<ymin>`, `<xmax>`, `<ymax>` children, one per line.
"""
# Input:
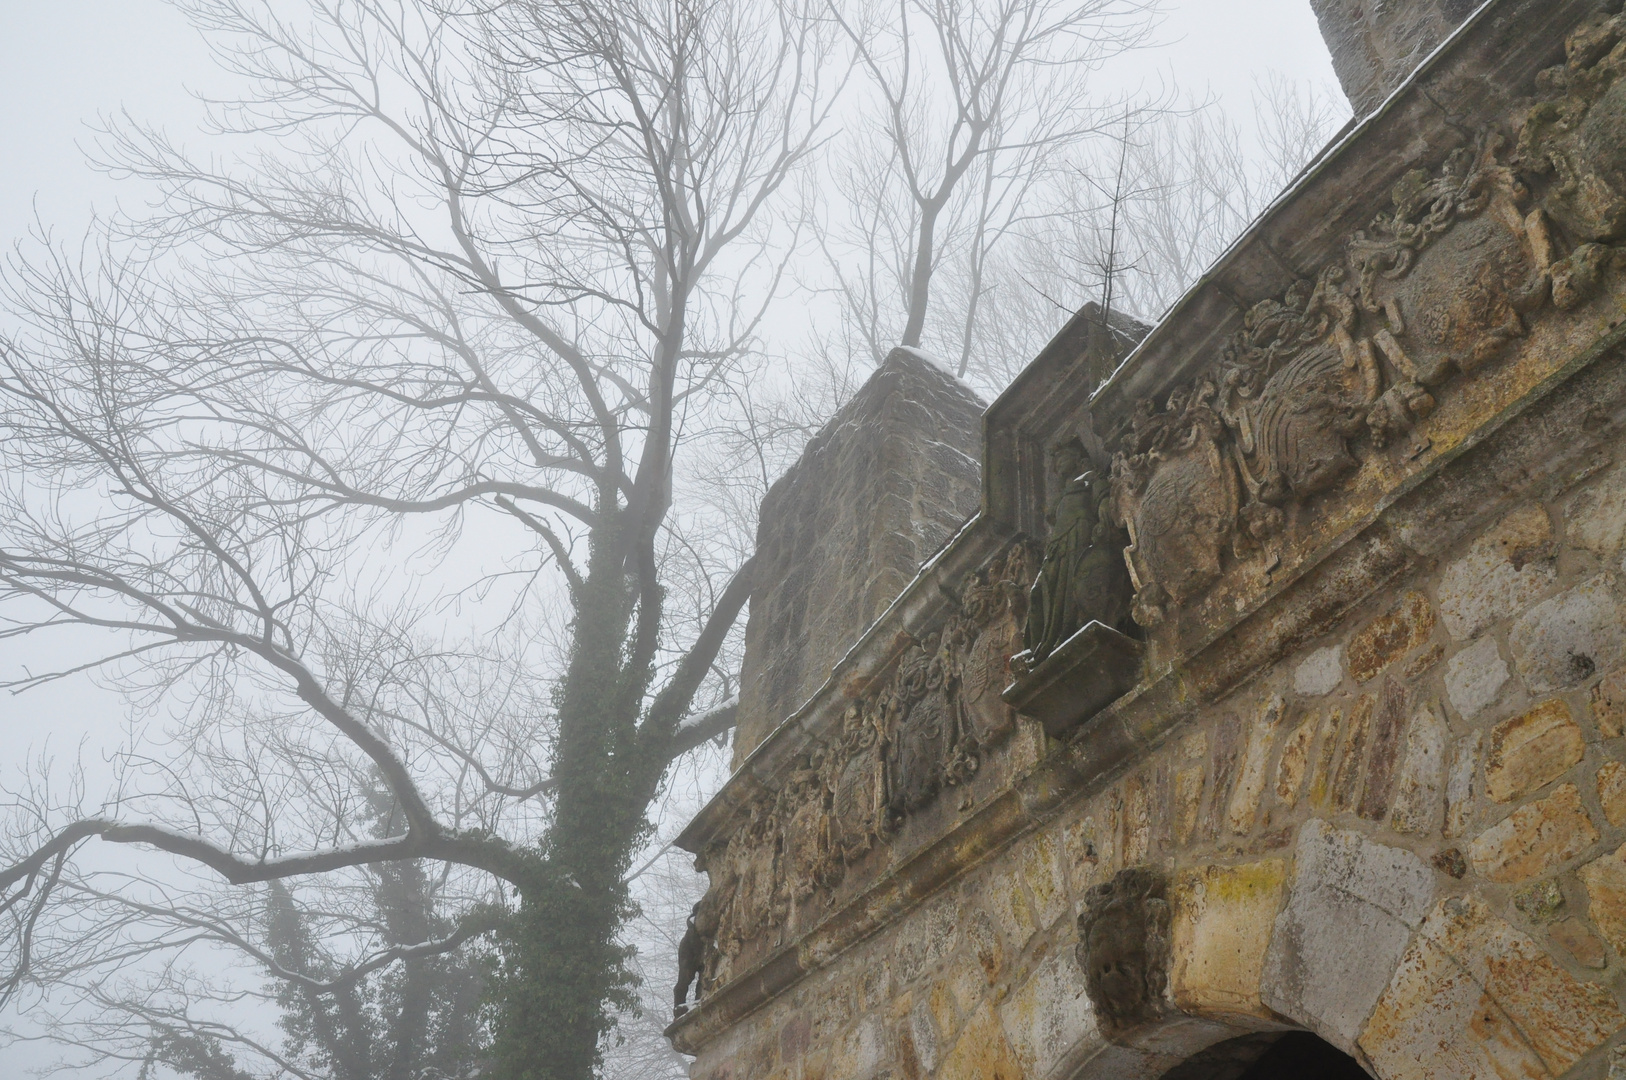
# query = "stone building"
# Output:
<box><xmin>668</xmin><ymin>0</ymin><xmax>1626</xmax><ymax>1076</ymax></box>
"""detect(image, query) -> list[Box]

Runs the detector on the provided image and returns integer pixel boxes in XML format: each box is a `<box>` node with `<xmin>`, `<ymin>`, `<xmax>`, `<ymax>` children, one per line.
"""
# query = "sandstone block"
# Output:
<box><xmin>1294</xmin><ymin>645</ymin><xmax>1344</xmax><ymax>697</ymax></box>
<box><xmin>1603</xmin><ymin>761</ymin><xmax>1626</xmax><ymax>829</ymax></box>
<box><xmin>1552</xmin><ymin>918</ymin><xmax>1610</xmax><ymax>969</ymax></box>
<box><xmin>1443</xmin><ymin>636</ymin><xmax>1511</xmax><ymax>721</ymax></box>
<box><xmin>1468</xmin><ymin>783</ymin><xmax>1600</xmax><ymax>883</ymax></box>
<box><xmin>1226</xmin><ymin>696</ymin><xmax>1285</xmax><ymax>835</ymax></box>
<box><xmin>1360</xmin><ymin>896</ymin><xmax>1623</xmax><ymax>1079</ymax></box>
<box><xmin>1170</xmin><ymin>861</ymin><xmax>1287</xmax><ymax>1021</ymax></box>
<box><xmin>1595</xmin><ymin>666</ymin><xmax>1626</xmax><ymax>738</ymax></box>
<box><xmin>1331</xmin><ymin>695</ymin><xmax>1375</xmax><ymax>814</ymax></box>
<box><xmin>1438</xmin><ymin>504</ymin><xmax>1557</xmax><ymax>641</ymax></box>
<box><xmin>1390</xmin><ymin>704</ymin><xmax>1447</xmax><ymax>835</ymax></box>
<box><xmin>1484</xmin><ymin>699</ymin><xmax>1586</xmax><ymax>803</ymax></box>
<box><xmin>939</xmin><ymin>1002</ymin><xmax>1021</xmax><ymax>1080</ymax></box>
<box><xmin>1172</xmin><ymin>765</ymin><xmax>1204</xmax><ymax>848</ymax></box>
<box><xmin>1509</xmin><ymin>576</ymin><xmax>1625</xmax><ymax>695</ymax></box>
<box><xmin>1358</xmin><ymin>679</ymin><xmax>1409</xmax><ymax>822</ymax></box>
<box><xmin>1581</xmin><ymin>841</ymin><xmax>1626</xmax><ymax>957</ymax></box>
<box><xmin>1348</xmin><ymin>591</ymin><xmax>1436</xmax><ymax>683</ymax></box>
<box><xmin>1567</xmin><ymin>459</ymin><xmax>1626</xmax><ymax>562</ymax></box>
<box><xmin>1512</xmin><ymin>878</ymin><xmax>1567</xmax><ymax>922</ymax></box>
<box><xmin>1274</xmin><ymin>714</ymin><xmax>1317</xmax><ymax>809</ymax></box>
<box><xmin>1444</xmin><ymin>731</ymin><xmax>1481</xmax><ymax>839</ymax></box>
<box><xmin>1261</xmin><ymin>821</ymin><xmax>1434</xmax><ymax>1052</ymax></box>
<box><xmin>998</xmin><ymin>948</ymin><xmax>1091</xmax><ymax>1079</ymax></box>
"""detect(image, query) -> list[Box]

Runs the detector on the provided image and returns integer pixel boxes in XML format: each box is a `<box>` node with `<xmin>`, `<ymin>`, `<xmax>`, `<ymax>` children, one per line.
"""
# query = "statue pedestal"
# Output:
<box><xmin>1002</xmin><ymin>621</ymin><xmax>1143</xmax><ymax>739</ymax></box>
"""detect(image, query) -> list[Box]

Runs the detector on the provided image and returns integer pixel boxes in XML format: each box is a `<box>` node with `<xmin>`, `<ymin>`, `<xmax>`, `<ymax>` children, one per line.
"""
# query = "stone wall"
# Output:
<box><xmin>1311</xmin><ymin>0</ymin><xmax>1475</xmax><ymax>114</ymax></box>
<box><xmin>731</xmin><ymin>348</ymin><xmax>983</xmax><ymax>766</ymax></box>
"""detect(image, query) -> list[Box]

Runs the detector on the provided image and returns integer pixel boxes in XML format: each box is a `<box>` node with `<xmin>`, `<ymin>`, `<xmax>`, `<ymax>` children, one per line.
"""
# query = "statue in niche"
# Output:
<box><xmin>1076</xmin><ymin>867</ymin><xmax>1171</xmax><ymax>1034</ymax></box>
<box><xmin>673</xmin><ymin>889</ymin><xmax>720</xmax><ymax>1019</ymax></box>
<box><xmin>1020</xmin><ymin>437</ymin><xmax>1131</xmax><ymax>665</ymax></box>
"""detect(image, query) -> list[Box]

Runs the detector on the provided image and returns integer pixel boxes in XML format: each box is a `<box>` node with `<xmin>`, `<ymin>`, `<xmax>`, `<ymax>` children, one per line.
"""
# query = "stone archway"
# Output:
<box><xmin>1159</xmin><ymin>1032</ymin><xmax>1372</xmax><ymax>1080</ymax></box>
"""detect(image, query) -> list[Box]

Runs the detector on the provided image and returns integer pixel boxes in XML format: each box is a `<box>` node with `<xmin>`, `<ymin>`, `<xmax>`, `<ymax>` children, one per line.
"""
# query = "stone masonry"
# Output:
<box><xmin>671</xmin><ymin>2</ymin><xmax>1626</xmax><ymax>1078</ymax></box>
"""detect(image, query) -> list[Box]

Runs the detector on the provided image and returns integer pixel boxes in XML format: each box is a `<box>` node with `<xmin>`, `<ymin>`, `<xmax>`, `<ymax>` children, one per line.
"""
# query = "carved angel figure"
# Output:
<box><xmin>1021</xmin><ymin>438</ymin><xmax>1131</xmax><ymax>663</ymax></box>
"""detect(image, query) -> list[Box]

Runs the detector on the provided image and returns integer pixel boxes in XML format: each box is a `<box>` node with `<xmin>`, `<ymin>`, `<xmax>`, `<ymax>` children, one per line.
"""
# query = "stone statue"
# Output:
<box><xmin>1076</xmin><ymin>867</ymin><xmax>1171</xmax><ymax>1034</ymax></box>
<box><xmin>1022</xmin><ymin>437</ymin><xmax>1131</xmax><ymax>664</ymax></box>
<box><xmin>673</xmin><ymin>891</ymin><xmax>719</xmax><ymax>1019</ymax></box>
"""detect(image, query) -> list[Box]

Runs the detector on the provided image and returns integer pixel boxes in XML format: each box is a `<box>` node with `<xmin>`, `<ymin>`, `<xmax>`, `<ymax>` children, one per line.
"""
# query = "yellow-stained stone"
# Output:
<box><xmin>1332</xmin><ymin>695</ymin><xmax>1376</xmax><ymax>813</ymax></box>
<box><xmin>1170</xmin><ymin>860</ymin><xmax>1287</xmax><ymax>1020</ymax></box>
<box><xmin>1306</xmin><ymin>707</ymin><xmax>1342</xmax><ymax>810</ymax></box>
<box><xmin>1016</xmin><ymin>832</ymin><xmax>1067</xmax><ymax>931</ymax></box>
<box><xmin>1468</xmin><ymin>783</ymin><xmax>1600</xmax><ymax>883</ymax></box>
<box><xmin>1360</xmin><ymin>896</ymin><xmax>1623</xmax><ymax>1079</ymax></box>
<box><xmin>1227</xmin><ymin>696</ymin><xmax>1286</xmax><ymax>834</ymax></box>
<box><xmin>937</xmin><ymin>1002</ymin><xmax>1021</xmax><ymax>1080</ymax></box>
<box><xmin>1348</xmin><ymin>590</ymin><xmax>1436</xmax><ymax>683</ymax></box>
<box><xmin>1580</xmin><ymin>841</ymin><xmax>1626</xmax><ymax>956</ymax></box>
<box><xmin>1173</xmin><ymin>765</ymin><xmax>1205</xmax><ymax>847</ymax></box>
<box><xmin>1594</xmin><ymin>667</ymin><xmax>1626</xmax><ymax>738</ymax></box>
<box><xmin>1484</xmin><ymin>699</ymin><xmax>1586</xmax><ymax>803</ymax></box>
<box><xmin>1275</xmin><ymin>713</ymin><xmax>1316</xmax><ymax>809</ymax></box>
<box><xmin>1122</xmin><ymin>772</ymin><xmax>1152</xmax><ymax>865</ymax></box>
<box><xmin>1599</xmin><ymin>760</ymin><xmax>1626</xmax><ymax>828</ymax></box>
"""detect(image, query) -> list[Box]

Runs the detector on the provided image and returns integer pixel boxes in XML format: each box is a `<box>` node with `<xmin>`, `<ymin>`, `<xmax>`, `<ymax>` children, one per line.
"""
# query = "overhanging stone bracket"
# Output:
<box><xmin>1002</xmin><ymin>621</ymin><xmax>1144</xmax><ymax>738</ymax></box>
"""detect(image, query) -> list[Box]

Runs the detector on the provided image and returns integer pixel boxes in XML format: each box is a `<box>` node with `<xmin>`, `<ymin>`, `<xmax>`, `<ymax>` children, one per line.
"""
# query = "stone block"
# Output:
<box><xmin>1274</xmin><ymin>714</ymin><xmax>1317</xmax><ymax>809</ymax></box>
<box><xmin>1468</xmin><ymin>783</ymin><xmax>1600</xmax><ymax>883</ymax></box>
<box><xmin>1509</xmin><ymin>576</ymin><xmax>1625</xmax><ymax>695</ymax></box>
<box><xmin>1581</xmin><ymin>841</ymin><xmax>1626</xmax><ymax>957</ymax></box>
<box><xmin>1358</xmin><ymin>679</ymin><xmax>1409</xmax><ymax>822</ymax></box>
<box><xmin>1170</xmin><ymin>860</ymin><xmax>1287</xmax><ymax>1020</ymax></box>
<box><xmin>1438</xmin><ymin>504</ymin><xmax>1557</xmax><ymax>641</ymax></box>
<box><xmin>1512</xmin><ymin>878</ymin><xmax>1567</xmax><ymax>922</ymax></box>
<box><xmin>1331</xmin><ymin>695</ymin><xmax>1375</xmax><ymax>814</ymax></box>
<box><xmin>1602</xmin><ymin>761</ymin><xmax>1626</xmax><ymax>828</ymax></box>
<box><xmin>998</xmin><ymin>948</ymin><xmax>1092</xmax><ymax>1079</ymax></box>
<box><xmin>830</xmin><ymin>1013</ymin><xmax>891</xmax><ymax>1080</ymax></box>
<box><xmin>939</xmin><ymin>1002</ymin><xmax>1022</xmax><ymax>1080</ymax></box>
<box><xmin>1391</xmin><ymin>704</ymin><xmax>1447</xmax><ymax>835</ymax></box>
<box><xmin>1595</xmin><ymin>666</ymin><xmax>1626</xmax><ymax>738</ymax></box>
<box><xmin>1567</xmin><ymin>459</ymin><xmax>1626</xmax><ymax>562</ymax></box>
<box><xmin>1360</xmin><ymin>896</ymin><xmax>1623</xmax><ymax>1079</ymax></box>
<box><xmin>1551</xmin><ymin>918</ymin><xmax>1609</xmax><ymax>969</ymax></box>
<box><xmin>1172</xmin><ymin>765</ymin><xmax>1204</xmax><ymax>848</ymax></box>
<box><xmin>1484</xmin><ymin>699</ymin><xmax>1586</xmax><ymax>803</ymax></box>
<box><xmin>1443</xmin><ymin>636</ymin><xmax>1511</xmax><ymax>721</ymax></box>
<box><xmin>1306</xmin><ymin>707</ymin><xmax>1342</xmax><ymax>810</ymax></box>
<box><xmin>1444</xmin><ymin>731</ymin><xmax>1481</xmax><ymax>839</ymax></box>
<box><xmin>1347</xmin><ymin>591</ymin><xmax>1436</xmax><ymax>683</ymax></box>
<box><xmin>1226</xmin><ymin>696</ymin><xmax>1285</xmax><ymax>835</ymax></box>
<box><xmin>1261</xmin><ymin>821</ymin><xmax>1435</xmax><ymax>1053</ymax></box>
<box><xmin>1294</xmin><ymin>645</ymin><xmax>1344</xmax><ymax>697</ymax></box>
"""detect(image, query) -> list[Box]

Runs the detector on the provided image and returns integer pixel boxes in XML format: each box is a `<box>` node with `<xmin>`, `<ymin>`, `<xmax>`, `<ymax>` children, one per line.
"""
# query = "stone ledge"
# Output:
<box><xmin>1002</xmin><ymin>622</ymin><xmax>1145</xmax><ymax>738</ymax></box>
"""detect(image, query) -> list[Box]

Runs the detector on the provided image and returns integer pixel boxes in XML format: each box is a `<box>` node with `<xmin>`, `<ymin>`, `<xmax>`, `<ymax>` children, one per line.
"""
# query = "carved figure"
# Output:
<box><xmin>1075</xmin><ymin>867</ymin><xmax>1171</xmax><ymax>1034</ymax></box>
<box><xmin>1021</xmin><ymin>438</ymin><xmax>1132</xmax><ymax>661</ymax></box>
<box><xmin>673</xmin><ymin>889</ymin><xmax>720</xmax><ymax>1018</ymax></box>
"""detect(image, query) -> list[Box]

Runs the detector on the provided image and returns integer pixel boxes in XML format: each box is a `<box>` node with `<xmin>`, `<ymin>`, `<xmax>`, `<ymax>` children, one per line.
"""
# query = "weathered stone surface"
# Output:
<box><xmin>1170</xmin><ymin>861</ymin><xmax>1287</xmax><ymax>1020</ymax></box>
<box><xmin>1484</xmin><ymin>699</ymin><xmax>1586</xmax><ymax>803</ymax></box>
<box><xmin>1509</xmin><ymin>576</ymin><xmax>1626</xmax><ymax>696</ymax></box>
<box><xmin>1438</xmin><ymin>504</ymin><xmax>1558</xmax><ymax>641</ymax></box>
<box><xmin>1274</xmin><ymin>713</ymin><xmax>1316</xmax><ymax>809</ymax></box>
<box><xmin>938</xmin><ymin>1002</ymin><xmax>1022</xmax><ymax>1080</ymax></box>
<box><xmin>1261</xmin><ymin>821</ymin><xmax>1434</xmax><ymax>1053</ymax></box>
<box><xmin>1469</xmin><ymin>783</ymin><xmax>1600</xmax><ymax>883</ymax></box>
<box><xmin>1444</xmin><ymin>731</ymin><xmax>1481</xmax><ymax>839</ymax></box>
<box><xmin>1306</xmin><ymin>707</ymin><xmax>1342</xmax><ymax>811</ymax></box>
<box><xmin>1581</xmin><ymin>841</ymin><xmax>1626</xmax><ymax>957</ymax></box>
<box><xmin>999</xmin><ymin>948</ymin><xmax>1092</xmax><ymax>1079</ymax></box>
<box><xmin>1391</xmin><ymin>704</ymin><xmax>1447</xmax><ymax>834</ymax></box>
<box><xmin>1309</xmin><ymin>0</ymin><xmax>1472</xmax><ymax>115</ymax></box>
<box><xmin>1172</xmin><ymin>764</ymin><xmax>1204</xmax><ymax>848</ymax></box>
<box><xmin>1347</xmin><ymin>591</ymin><xmax>1436</xmax><ymax>683</ymax></box>
<box><xmin>1443</xmin><ymin>636</ymin><xmax>1511</xmax><ymax>721</ymax></box>
<box><xmin>1226</xmin><ymin>696</ymin><xmax>1285</xmax><ymax>834</ymax></box>
<box><xmin>1294</xmin><ymin>645</ymin><xmax>1344</xmax><ymax>697</ymax></box>
<box><xmin>1512</xmin><ymin>878</ymin><xmax>1567</xmax><ymax>922</ymax></box>
<box><xmin>1361</xmin><ymin>896</ymin><xmax>1623</xmax><ymax>1080</ymax></box>
<box><xmin>1596</xmin><ymin>666</ymin><xmax>1626</xmax><ymax>738</ymax></box>
<box><xmin>1359</xmin><ymin>679</ymin><xmax>1410</xmax><ymax>822</ymax></box>
<box><xmin>1552</xmin><ymin>918</ymin><xmax>1610</xmax><ymax>969</ymax></box>
<box><xmin>1403</xmin><ymin>642</ymin><xmax>1446</xmax><ymax>681</ymax></box>
<box><xmin>1331</xmin><ymin>695</ymin><xmax>1375</xmax><ymax>814</ymax></box>
<box><xmin>1601</xmin><ymin>761</ymin><xmax>1626</xmax><ymax>828</ymax></box>
<box><xmin>1432</xmin><ymin>848</ymin><xmax>1467</xmax><ymax>878</ymax></box>
<box><xmin>733</xmin><ymin>348</ymin><xmax>983</xmax><ymax>764</ymax></box>
<box><xmin>1568</xmin><ymin>459</ymin><xmax>1626</xmax><ymax>562</ymax></box>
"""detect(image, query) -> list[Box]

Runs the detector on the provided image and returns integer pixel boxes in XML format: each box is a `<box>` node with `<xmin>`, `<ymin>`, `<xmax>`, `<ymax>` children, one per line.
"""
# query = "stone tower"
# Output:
<box><xmin>1311</xmin><ymin>0</ymin><xmax>1478</xmax><ymax>114</ymax></box>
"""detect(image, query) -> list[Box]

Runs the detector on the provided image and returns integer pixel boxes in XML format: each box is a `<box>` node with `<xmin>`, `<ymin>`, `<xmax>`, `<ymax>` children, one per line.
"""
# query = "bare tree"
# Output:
<box><xmin>810</xmin><ymin>0</ymin><xmax>1162</xmax><ymax>377</ymax></box>
<box><xmin>0</xmin><ymin>0</ymin><xmax>836</xmax><ymax>1076</ymax></box>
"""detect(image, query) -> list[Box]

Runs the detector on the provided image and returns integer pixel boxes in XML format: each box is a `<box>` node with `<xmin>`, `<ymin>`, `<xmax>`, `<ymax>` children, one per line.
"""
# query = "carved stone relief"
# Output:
<box><xmin>686</xmin><ymin>545</ymin><xmax>1033</xmax><ymax>1005</ymax></box>
<box><xmin>1076</xmin><ymin>867</ymin><xmax>1173</xmax><ymax>1035</ymax></box>
<box><xmin>1108</xmin><ymin>11</ymin><xmax>1626</xmax><ymax>631</ymax></box>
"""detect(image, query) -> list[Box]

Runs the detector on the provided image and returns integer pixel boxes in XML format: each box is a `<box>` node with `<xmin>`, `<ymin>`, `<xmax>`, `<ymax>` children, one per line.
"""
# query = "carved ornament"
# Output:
<box><xmin>1076</xmin><ymin>867</ymin><xmax>1173</xmax><ymax>1035</ymax></box>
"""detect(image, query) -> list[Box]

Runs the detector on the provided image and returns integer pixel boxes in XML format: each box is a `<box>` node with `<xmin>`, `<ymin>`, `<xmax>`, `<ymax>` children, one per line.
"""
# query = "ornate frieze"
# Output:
<box><xmin>1109</xmin><ymin>10</ymin><xmax>1626</xmax><ymax>631</ymax></box>
<box><xmin>679</xmin><ymin>544</ymin><xmax>1033</xmax><ymax>1007</ymax></box>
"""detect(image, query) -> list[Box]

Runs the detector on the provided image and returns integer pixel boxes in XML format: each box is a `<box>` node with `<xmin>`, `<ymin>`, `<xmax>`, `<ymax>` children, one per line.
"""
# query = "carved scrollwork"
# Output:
<box><xmin>1107</xmin><ymin>12</ymin><xmax>1626</xmax><ymax>631</ymax></box>
<box><xmin>1076</xmin><ymin>867</ymin><xmax>1172</xmax><ymax>1035</ymax></box>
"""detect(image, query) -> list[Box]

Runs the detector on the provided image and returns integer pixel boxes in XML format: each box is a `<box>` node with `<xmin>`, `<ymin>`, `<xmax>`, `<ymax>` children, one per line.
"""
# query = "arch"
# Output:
<box><xmin>1157</xmin><ymin>1032</ymin><xmax>1372</xmax><ymax>1080</ymax></box>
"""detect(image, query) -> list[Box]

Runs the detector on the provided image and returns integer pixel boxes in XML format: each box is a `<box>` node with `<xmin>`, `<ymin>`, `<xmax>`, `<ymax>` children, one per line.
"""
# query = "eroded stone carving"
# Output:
<box><xmin>1076</xmin><ymin>867</ymin><xmax>1172</xmax><ymax>1034</ymax></box>
<box><xmin>692</xmin><ymin>544</ymin><xmax>1033</xmax><ymax>995</ymax></box>
<box><xmin>1108</xmin><ymin>12</ymin><xmax>1626</xmax><ymax>630</ymax></box>
<box><xmin>1017</xmin><ymin>437</ymin><xmax>1133</xmax><ymax>666</ymax></box>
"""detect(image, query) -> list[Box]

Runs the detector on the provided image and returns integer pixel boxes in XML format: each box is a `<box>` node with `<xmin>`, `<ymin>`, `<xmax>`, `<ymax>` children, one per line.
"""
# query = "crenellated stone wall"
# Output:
<box><xmin>669</xmin><ymin>2</ymin><xmax>1626</xmax><ymax>1077</ymax></box>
